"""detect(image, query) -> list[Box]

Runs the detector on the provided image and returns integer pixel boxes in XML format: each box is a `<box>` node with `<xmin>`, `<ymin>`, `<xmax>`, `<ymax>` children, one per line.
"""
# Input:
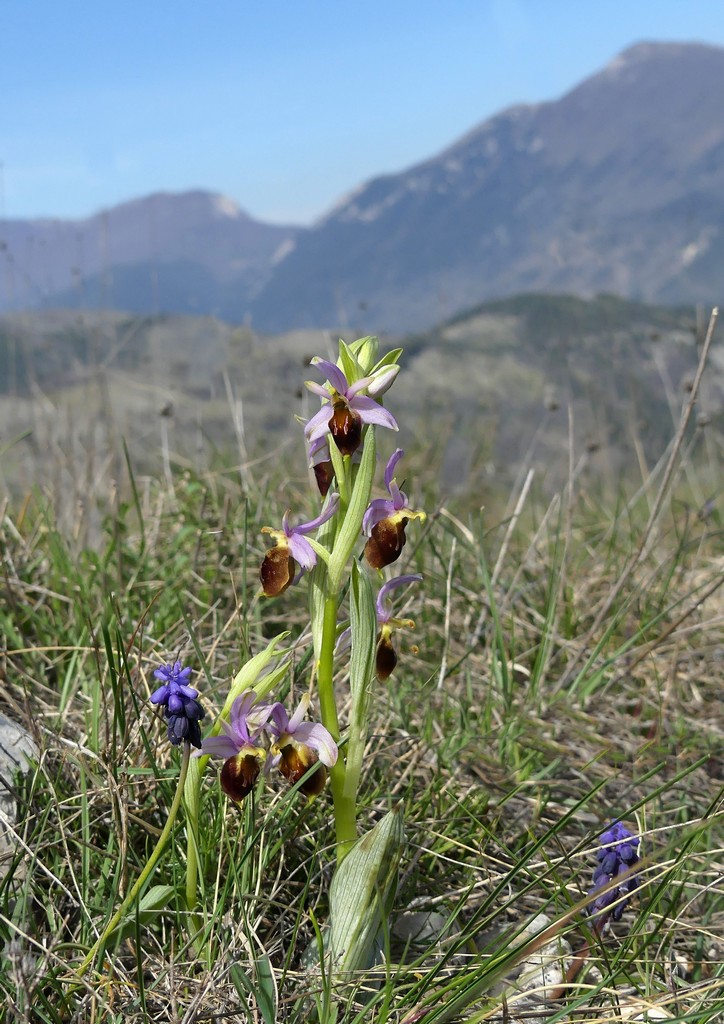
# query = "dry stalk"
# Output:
<box><xmin>556</xmin><ymin>307</ymin><xmax>718</xmax><ymax>690</ymax></box>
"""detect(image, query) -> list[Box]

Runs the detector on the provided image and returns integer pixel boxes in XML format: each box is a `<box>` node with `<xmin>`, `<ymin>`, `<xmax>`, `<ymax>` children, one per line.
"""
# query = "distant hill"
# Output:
<box><xmin>0</xmin><ymin>191</ymin><xmax>297</xmax><ymax>318</ymax></box>
<box><xmin>2</xmin><ymin>295</ymin><xmax>720</xmax><ymax>503</ymax></box>
<box><xmin>2</xmin><ymin>42</ymin><xmax>724</xmax><ymax>332</ymax></box>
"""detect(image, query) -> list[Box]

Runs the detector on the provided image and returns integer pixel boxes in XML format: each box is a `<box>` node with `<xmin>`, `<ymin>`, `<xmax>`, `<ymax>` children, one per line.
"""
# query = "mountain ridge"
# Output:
<box><xmin>2</xmin><ymin>40</ymin><xmax>723</xmax><ymax>331</ymax></box>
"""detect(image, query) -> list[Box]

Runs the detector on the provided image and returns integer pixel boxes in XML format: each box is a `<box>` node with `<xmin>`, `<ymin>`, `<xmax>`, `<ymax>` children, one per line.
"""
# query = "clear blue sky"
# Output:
<box><xmin>3</xmin><ymin>0</ymin><xmax>724</xmax><ymax>225</ymax></box>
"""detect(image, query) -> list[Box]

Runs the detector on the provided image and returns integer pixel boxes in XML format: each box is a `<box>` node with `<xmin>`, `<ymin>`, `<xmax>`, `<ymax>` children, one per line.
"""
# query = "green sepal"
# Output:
<box><xmin>349</xmin><ymin>336</ymin><xmax>380</xmax><ymax>373</ymax></box>
<box><xmin>338</xmin><ymin>339</ymin><xmax>365</xmax><ymax>386</ymax></box>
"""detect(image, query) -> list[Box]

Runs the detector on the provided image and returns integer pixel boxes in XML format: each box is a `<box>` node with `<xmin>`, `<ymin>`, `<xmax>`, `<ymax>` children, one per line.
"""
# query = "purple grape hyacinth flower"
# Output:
<box><xmin>260</xmin><ymin>494</ymin><xmax>339</xmax><ymax>596</ymax></box>
<box><xmin>587</xmin><ymin>820</ymin><xmax>641</xmax><ymax>926</ymax></box>
<box><xmin>363</xmin><ymin>449</ymin><xmax>426</xmax><ymax>569</ymax></box>
<box><xmin>150</xmin><ymin>661</ymin><xmax>206</xmax><ymax>748</ymax></box>
<box><xmin>305</xmin><ymin>358</ymin><xmax>398</xmax><ymax>456</ymax></box>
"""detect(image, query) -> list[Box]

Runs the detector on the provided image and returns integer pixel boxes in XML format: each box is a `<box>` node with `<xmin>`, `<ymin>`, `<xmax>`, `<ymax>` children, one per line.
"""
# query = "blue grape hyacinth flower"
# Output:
<box><xmin>150</xmin><ymin>661</ymin><xmax>206</xmax><ymax>749</ymax></box>
<box><xmin>588</xmin><ymin>820</ymin><xmax>641</xmax><ymax>926</ymax></box>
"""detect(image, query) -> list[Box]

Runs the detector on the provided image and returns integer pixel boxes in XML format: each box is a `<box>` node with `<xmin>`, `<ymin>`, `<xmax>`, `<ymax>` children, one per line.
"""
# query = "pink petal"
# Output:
<box><xmin>197</xmin><ymin>735</ymin><xmax>242</xmax><ymax>760</ymax></box>
<box><xmin>294</xmin><ymin>722</ymin><xmax>338</xmax><ymax>766</ymax></box>
<box><xmin>384</xmin><ymin>448</ymin><xmax>405</xmax><ymax>491</ymax></box>
<box><xmin>350</xmin><ymin>396</ymin><xmax>398</xmax><ymax>431</ymax></box>
<box><xmin>363</xmin><ymin>497</ymin><xmax>395</xmax><ymax>535</ymax></box>
<box><xmin>311</xmin><ymin>358</ymin><xmax>349</xmax><ymax>396</ymax></box>
<box><xmin>287</xmin><ymin>534</ymin><xmax>317</xmax><ymax>571</ymax></box>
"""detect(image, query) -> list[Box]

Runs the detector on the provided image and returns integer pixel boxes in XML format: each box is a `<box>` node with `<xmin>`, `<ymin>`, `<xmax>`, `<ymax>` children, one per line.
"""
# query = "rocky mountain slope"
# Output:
<box><xmin>250</xmin><ymin>42</ymin><xmax>724</xmax><ymax>331</ymax></box>
<box><xmin>2</xmin><ymin>42</ymin><xmax>724</xmax><ymax>331</ymax></box>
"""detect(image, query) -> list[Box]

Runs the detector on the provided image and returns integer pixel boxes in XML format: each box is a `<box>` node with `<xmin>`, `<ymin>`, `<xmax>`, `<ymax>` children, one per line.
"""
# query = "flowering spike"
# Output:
<box><xmin>269</xmin><ymin>694</ymin><xmax>338</xmax><ymax>800</ymax></box>
<box><xmin>150</xmin><ymin>661</ymin><xmax>206</xmax><ymax>748</ymax></box>
<box><xmin>277</xmin><ymin>744</ymin><xmax>328</xmax><ymax>797</ymax></box>
<box><xmin>365</xmin><ymin>519</ymin><xmax>408</xmax><ymax>570</ymax></box>
<box><xmin>220</xmin><ymin>752</ymin><xmax>264</xmax><ymax>801</ymax></box>
<box><xmin>587</xmin><ymin>820</ymin><xmax>641</xmax><ymax>927</ymax></box>
<box><xmin>308</xmin><ymin>435</ymin><xmax>335</xmax><ymax>496</ymax></box>
<box><xmin>260</xmin><ymin>544</ymin><xmax>295</xmax><ymax>597</ymax></box>
<box><xmin>329</xmin><ymin>399</ymin><xmax>363</xmax><ymax>456</ymax></box>
<box><xmin>372</xmin><ymin>573</ymin><xmax>423</xmax><ymax>681</ymax></box>
<box><xmin>196</xmin><ymin>690</ymin><xmax>274</xmax><ymax>803</ymax></box>
<box><xmin>375</xmin><ymin>631</ymin><xmax>398</xmax><ymax>681</ymax></box>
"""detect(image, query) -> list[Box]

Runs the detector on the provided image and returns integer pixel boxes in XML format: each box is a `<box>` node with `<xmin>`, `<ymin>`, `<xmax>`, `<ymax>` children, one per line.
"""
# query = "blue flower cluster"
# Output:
<box><xmin>150</xmin><ymin>661</ymin><xmax>205</xmax><ymax>748</ymax></box>
<box><xmin>588</xmin><ymin>820</ymin><xmax>641</xmax><ymax>924</ymax></box>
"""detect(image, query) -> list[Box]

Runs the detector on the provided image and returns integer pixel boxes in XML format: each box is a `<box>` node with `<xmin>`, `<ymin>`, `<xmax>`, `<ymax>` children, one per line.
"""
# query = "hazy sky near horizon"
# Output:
<box><xmin>4</xmin><ymin>0</ymin><xmax>724</xmax><ymax>224</ymax></box>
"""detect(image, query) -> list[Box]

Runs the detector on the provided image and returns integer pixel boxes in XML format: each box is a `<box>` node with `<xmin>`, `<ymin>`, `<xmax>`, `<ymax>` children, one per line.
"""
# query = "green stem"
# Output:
<box><xmin>317</xmin><ymin>593</ymin><xmax>357</xmax><ymax>858</ymax></box>
<box><xmin>184</xmin><ymin>755</ymin><xmax>201</xmax><ymax>910</ymax></box>
<box><xmin>76</xmin><ymin>743</ymin><xmax>191</xmax><ymax>978</ymax></box>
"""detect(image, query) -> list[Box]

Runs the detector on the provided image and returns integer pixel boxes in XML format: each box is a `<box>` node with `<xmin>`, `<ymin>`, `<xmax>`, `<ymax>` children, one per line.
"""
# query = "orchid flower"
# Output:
<box><xmin>269</xmin><ymin>693</ymin><xmax>338</xmax><ymax>798</ymax></box>
<box><xmin>363</xmin><ymin>449</ymin><xmax>426</xmax><ymax>569</ymax></box>
<box><xmin>374</xmin><ymin>574</ymin><xmax>423</xmax><ymax>680</ymax></box>
<box><xmin>305</xmin><ymin>358</ymin><xmax>398</xmax><ymax>456</ymax></box>
<box><xmin>260</xmin><ymin>494</ymin><xmax>339</xmax><ymax>597</ymax></box>
<box><xmin>195</xmin><ymin>690</ymin><xmax>274</xmax><ymax>801</ymax></box>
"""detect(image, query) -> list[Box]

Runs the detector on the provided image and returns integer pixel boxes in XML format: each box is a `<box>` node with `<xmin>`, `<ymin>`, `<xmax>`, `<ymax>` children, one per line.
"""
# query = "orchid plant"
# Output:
<box><xmin>77</xmin><ymin>336</ymin><xmax>426</xmax><ymax>986</ymax></box>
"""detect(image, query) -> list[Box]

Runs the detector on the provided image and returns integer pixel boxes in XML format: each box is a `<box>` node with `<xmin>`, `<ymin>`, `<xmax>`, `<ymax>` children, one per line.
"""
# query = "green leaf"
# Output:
<box><xmin>373</xmin><ymin>346</ymin><xmax>403</xmax><ymax>370</ymax></box>
<box><xmin>338</xmin><ymin>338</ymin><xmax>364</xmax><ymax>385</ymax></box>
<box><xmin>111</xmin><ymin>883</ymin><xmax>175</xmax><ymax>944</ymax></box>
<box><xmin>229</xmin><ymin>956</ymin><xmax>277</xmax><ymax>1024</ymax></box>
<box><xmin>328</xmin><ymin>428</ymin><xmax>376</xmax><ymax>593</ymax></box>
<box><xmin>342</xmin><ymin>562</ymin><xmax>377</xmax><ymax>805</ymax></box>
<box><xmin>327</xmin><ymin>805</ymin><xmax>405</xmax><ymax>976</ymax></box>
